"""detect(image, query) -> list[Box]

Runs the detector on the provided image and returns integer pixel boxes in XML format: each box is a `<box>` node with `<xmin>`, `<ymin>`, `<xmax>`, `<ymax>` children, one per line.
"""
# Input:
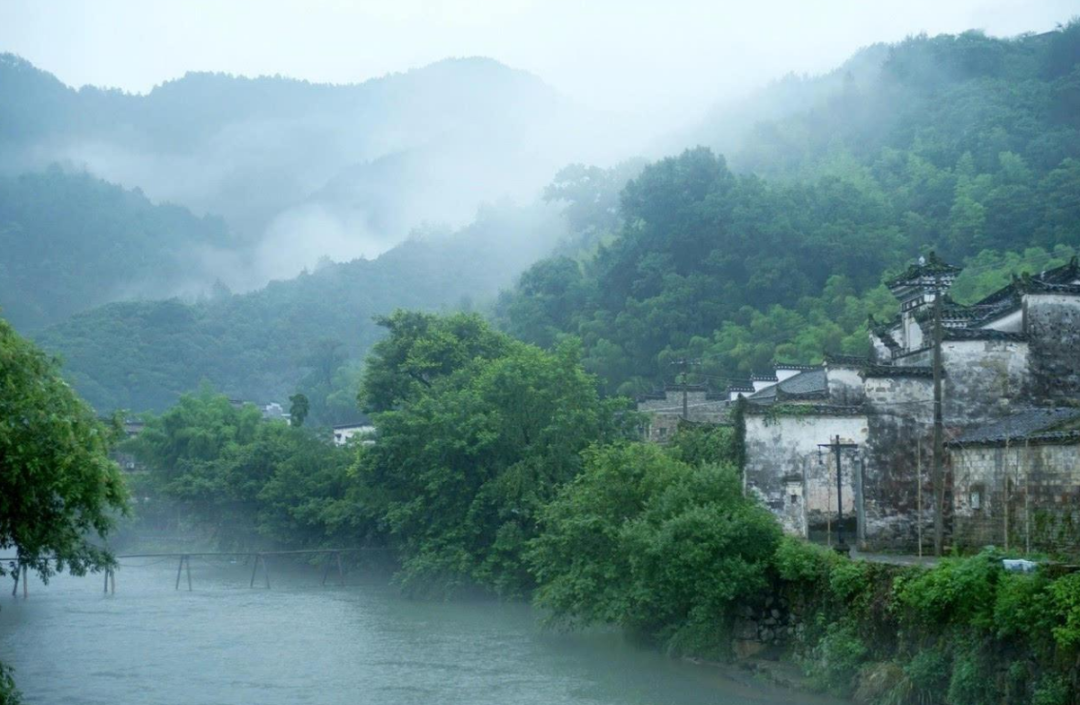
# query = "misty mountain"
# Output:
<box><xmin>0</xmin><ymin>167</ymin><xmax>231</xmax><ymax>331</ymax></box>
<box><xmin>35</xmin><ymin>201</ymin><xmax>566</xmax><ymax>413</ymax></box>
<box><xmin>0</xmin><ymin>53</ymin><xmax>610</xmax><ymax>291</ymax></box>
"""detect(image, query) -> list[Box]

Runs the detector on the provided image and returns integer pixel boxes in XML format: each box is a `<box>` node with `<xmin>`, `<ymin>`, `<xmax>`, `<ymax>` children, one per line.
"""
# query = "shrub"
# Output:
<box><xmin>993</xmin><ymin>572</ymin><xmax>1056</xmax><ymax>653</ymax></box>
<box><xmin>0</xmin><ymin>662</ymin><xmax>21</xmax><ymax>705</ymax></box>
<box><xmin>894</xmin><ymin>551</ymin><xmax>1001</xmax><ymax>629</ymax></box>
<box><xmin>806</xmin><ymin>621</ymin><xmax>869</xmax><ymax>695</ymax></box>
<box><xmin>773</xmin><ymin>535</ymin><xmax>838</xmax><ymax>585</ymax></box>
<box><xmin>1048</xmin><ymin>572</ymin><xmax>1080</xmax><ymax>653</ymax></box>
<box><xmin>829</xmin><ymin>559</ymin><xmax>873</xmax><ymax>604</ymax></box>
<box><xmin>903</xmin><ymin>647</ymin><xmax>951</xmax><ymax>703</ymax></box>
<box><xmin>1032</xmin><ymin>674</ymin><xmax>1071</xmax><ymax>705</ymax></box>
<box><xmin>946</xmin><ymin>642</ymin><xmax>994</xmax><ymax>705</ymax></box>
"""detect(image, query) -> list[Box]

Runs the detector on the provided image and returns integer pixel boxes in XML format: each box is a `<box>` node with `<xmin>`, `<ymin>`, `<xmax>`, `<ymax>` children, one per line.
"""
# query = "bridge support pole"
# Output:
<box><xmin>22</xmin><ymin>564</ymin><xmax>27</xmax><ymax>598</ymax></box>
<box><xmin>250</xmin><ymin>554</ymin><xmax>260</xmax><ymax>588</ymax></box>
<box><xmin>337</xmin><ymin>552</ymin><xmax>345</xmax><ymax>587</ymax></box>
<box><xmin>186</xmin><ymin>555</ymin><xmax>192</xmax><ymax>591</ymax></box>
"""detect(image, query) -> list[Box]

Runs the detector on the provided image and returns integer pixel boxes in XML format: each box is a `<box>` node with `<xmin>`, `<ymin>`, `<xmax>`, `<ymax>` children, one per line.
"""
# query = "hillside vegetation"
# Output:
<box><xmin>0</xmin><ymin>168</ymin><xmax>232</xmax><ymax>331</ymax></box>
<box><xmin>497</xmin><ymin>24</ymin><xmax>1080</xmax><ymax>394</ymax></box>
<box><xmin>36</xmin><ymin>203</ymin><xmax>565</xmax><ymax>416</ymax></box>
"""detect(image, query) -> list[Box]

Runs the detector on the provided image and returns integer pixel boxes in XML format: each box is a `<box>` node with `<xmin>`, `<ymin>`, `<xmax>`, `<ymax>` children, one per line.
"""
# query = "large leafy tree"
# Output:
<box><xmin>0</xmin><ymin>316</ymin><xmax>127</xmax><ymax>583</ymax></box>
<box><xmin>130</xmin><ymin>388</ymin><xmax>354</xmax><ymax>549</ymax></box>
<box><xmin>528</xmin><ymin>442</ymin><xmax>781</xmax><ymax>656</ymax></box>
<box><xmin>354</xmin><ymin>312</ymin><xmax>633</xmax><ymax>597</ymax></box>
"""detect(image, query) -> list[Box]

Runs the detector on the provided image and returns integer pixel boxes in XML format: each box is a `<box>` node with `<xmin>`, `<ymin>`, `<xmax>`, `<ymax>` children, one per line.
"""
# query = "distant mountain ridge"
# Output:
<box><xmin>0</xmin><ymin>53</ymin><xmax>601</xmax><ymax>291</ymax></box>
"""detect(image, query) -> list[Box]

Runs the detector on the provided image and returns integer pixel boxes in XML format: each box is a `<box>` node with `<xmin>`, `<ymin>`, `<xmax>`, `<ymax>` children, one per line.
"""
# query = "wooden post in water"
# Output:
<box><xmin>22</xmin><ymin>564</ymin><xmax>27</xmax><ymax>598</ymax></box>
<box><xmin>337</xmin><ymin>551</ymin><xmax>345</xmax><ymax>586</ymax></box>
<box><xmin>250</xmin><ymin>554</ymin><xmax>260</xmax><ymax>588</ymax></box>
<box><xmin>104</xmin><ymin>568</ymin><xmax>110</xmax><ymax>593</ymax></box>
<box><xmin>185</xmin><ymin>555</ymin><xmax>193</xmax><ymax>591</ymax></box>
<box><xmin>263</xmin><ymin>555</ymin><xmax>271</xmax><ymax>589</ymax></box>
<box><xmin>175</xmin><ymin>555</ymin><xmax>185</xmax><ymax>590</ymax></box>
<box><xmin>110</xmin><ymin>568</ymin><xmax>116</xmax><ymax>595</ymax></box>
<box><xmin>322</xmin><ymin>559</ymin><xmax>332</xmax><ymax>586</ymax></box>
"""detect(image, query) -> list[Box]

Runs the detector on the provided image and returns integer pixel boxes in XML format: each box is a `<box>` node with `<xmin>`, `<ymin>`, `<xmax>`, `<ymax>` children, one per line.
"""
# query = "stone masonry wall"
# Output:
<box><xmin>952</xmin><ymin>440</ymin><xmax>1080</xmax><ymax>556</ymax></box>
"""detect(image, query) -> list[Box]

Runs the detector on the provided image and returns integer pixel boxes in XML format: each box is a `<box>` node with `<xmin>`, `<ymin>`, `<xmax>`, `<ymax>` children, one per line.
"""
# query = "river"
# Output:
<box><xmin>0</xmin><ymin>559</ymin><xmax>829</xmax><ymax>705</ymax></box>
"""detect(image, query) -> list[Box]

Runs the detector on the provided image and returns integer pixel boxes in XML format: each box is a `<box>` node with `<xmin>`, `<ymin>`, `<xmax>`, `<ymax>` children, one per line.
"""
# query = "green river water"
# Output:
<box><xmin>0</xmin><ymin>560</ymin><xmax>834</xmax><ymax>704</ymax></box>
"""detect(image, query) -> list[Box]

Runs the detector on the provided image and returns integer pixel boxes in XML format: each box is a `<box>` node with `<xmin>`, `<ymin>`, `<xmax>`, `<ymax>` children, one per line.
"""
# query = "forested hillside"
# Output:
<box><xmin>37</xmin><ymin>203</ymin><xmax>566</xmax><ymax>416</ymax></box>
<box><xmin>498</xmin><ymin>24</ymin><xmax>1080</xmax><ymax>395</ymax></box>
<box><xmin>0</xmin><ymin>168</ymin><xmax>233</xmax><ymax>331</ymax></box>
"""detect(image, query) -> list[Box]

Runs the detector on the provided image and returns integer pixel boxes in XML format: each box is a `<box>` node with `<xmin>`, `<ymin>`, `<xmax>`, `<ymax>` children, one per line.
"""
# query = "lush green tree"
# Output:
<box><xmin>0</xmin><ymin>317</ymin><xmax>128</xmax><ymax>581</ymax></box>
<box><xmin>529</xmin><ymin>443</ymin><xmax>781</xmax><ymax>655</ymax></box>
<box><xmin>354</xmin><ymin>314</ymin><xmax>632</xmax><ymax>597</ymax></box>
<box><xmin>129</xmin><ymin>388</ymin><xmax>354</xmax><ymax>549</ymax></box>
<box><xmin>288</xmin><ymin>393</ymin><xmax>310</xmax><ymax>427</ymax></box>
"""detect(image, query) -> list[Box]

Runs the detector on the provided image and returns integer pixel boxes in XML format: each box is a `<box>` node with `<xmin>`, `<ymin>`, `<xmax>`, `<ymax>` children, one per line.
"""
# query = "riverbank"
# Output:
<box><xmin>710</xmin><ymin>540</ymin><xmax>1080</xmax><ymax>705</ymax></box>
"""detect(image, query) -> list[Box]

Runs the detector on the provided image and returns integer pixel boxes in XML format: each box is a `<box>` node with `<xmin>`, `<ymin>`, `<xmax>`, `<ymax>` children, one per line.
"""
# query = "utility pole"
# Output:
<box><xmin>931</xmin><ymin>273</ymin><xmax>946</xmax><ymax>557</ymax></box>
<box><xmin>670</xmin><ymin>358</ymin><xmax>700</xmax><ymax>421</ymax></box>
<box><xmin>819</xmin><ymin>436</ymin><xmax>859</xmax><ymax>551</ymax></box>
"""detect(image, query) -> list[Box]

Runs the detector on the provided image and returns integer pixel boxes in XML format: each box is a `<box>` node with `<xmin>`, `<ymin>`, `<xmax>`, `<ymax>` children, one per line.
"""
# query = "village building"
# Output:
<box><xmin>332</xmin><ymin>418</ymin><xmax>376</xmax><ymax>446</ymax></box>
<box><xmin>638</xmin><ymin>255</ymin><xmax>1080</xmax><ymax>553</ymax></box>
<box><xmin>637</xmin><ymin>385</ymin><xmax>728</xmax><ymax>443</ymax></box>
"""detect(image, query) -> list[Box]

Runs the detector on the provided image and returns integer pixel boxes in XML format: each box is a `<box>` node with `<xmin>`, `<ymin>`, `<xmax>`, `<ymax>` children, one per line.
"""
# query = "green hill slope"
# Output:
<box><xmin>498</xmin><ymin>23</ymin><xmax>1080</xmax><ymax>394</ymax></box>
<box><xmin>36</xmin><ymin>203</ymin><xmax>564</xmax><ymax>415</ymax></box>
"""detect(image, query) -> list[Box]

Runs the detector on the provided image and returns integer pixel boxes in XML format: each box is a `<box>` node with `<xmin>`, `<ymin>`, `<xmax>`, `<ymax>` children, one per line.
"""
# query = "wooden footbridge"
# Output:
<box><xmin>4</xmin><ymin>548</ymin><xmax>376</xmax><ymax>597</ymax></box>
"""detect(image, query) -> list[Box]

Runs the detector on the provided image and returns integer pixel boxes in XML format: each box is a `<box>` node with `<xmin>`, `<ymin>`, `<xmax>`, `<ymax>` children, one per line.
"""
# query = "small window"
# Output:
<box><xmin>658</xmin><ymin>427</ymin><xmax>667</xmax><ymax>438</ymax></box>
<box><xmin>970</xmin><ymin>489</ymin><xmax>982</xmax><ymax>511</ymax></box>
<box><xmin>790</xmin><ymin>494</ymin><xmax>799</xmax><ymax>504</ymax></box>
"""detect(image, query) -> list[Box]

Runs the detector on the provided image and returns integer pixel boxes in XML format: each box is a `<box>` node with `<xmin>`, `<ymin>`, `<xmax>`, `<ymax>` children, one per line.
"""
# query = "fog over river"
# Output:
<box><xmin>0</xmin><ymin>560</ymin><xmax>839</xmax><ymax>705</ymax></box>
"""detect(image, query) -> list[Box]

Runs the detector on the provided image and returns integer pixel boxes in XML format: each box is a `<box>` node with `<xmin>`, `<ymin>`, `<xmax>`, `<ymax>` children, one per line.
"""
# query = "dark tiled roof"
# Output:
<box><xmin>775</xmin><ymin>363</ymin><xmax>820</xmax><ymax>371</ymax></box>
<box><xmin>886</xmin><ymin>252</ymin><xmax>962</xmax><ymax>291</ymax></box>
<box><xmin>825</xmin><ymin>354</ymin><xmax>873</xmax><ymax>367</ymax></box>
<box><xmin>749</xmin><ymin>368</ymin><xmax>828</xmax><ymax>401</ymax></box>
<box><xmin>664</xmin><ymin>384</ymin><xmax>709</xmax><ymax>392</ymax></box>
<box><xmin>750</xmin><ymin>372</ymin><xmax>778</xmax><ymax>382</ymax></box>
<box><xmin>745</xmin><ymin>403</ymin><xmax>865</xmax><ymax>417</ymax></box>
<box><xmin>951</xmin><ymin>407</ymin><xmax>1080</xmax><ymax>446</ymax></box>
<box><xmin>862</xmin><ymin>364</ymin><xmax>934</xmax><ymax>378</ymax></box>
<box><xmin>942</xmin><ymin>329</ymin><xmax>1027</xmax><ymax>342</ymax></box>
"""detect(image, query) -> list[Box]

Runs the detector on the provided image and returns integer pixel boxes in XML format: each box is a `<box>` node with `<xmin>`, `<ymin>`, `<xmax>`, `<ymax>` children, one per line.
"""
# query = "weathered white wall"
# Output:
<box><xmin>744</xmin><ymin>412</ymin><xmax>868</xmax><ymax>537</ymax></box>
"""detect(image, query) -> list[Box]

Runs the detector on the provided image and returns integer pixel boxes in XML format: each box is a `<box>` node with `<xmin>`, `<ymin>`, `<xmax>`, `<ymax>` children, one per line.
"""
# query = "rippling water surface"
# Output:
<box><xmin>1</xmin><ymin>560</ymin><xmax>822</xmax><ymax>705</ymax></box>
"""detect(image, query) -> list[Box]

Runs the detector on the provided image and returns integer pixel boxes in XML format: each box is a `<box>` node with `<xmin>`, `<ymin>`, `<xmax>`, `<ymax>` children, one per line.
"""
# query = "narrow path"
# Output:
<box><xmin>848</xmin><ymin>549</ymin><xmax>939</xmax><ymax>567</ymax></box>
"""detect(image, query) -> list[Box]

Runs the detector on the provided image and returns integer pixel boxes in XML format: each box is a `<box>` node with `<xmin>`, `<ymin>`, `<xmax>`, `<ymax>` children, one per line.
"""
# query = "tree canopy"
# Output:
<box><xmin>0</xmin><ymin>316</ymin><xmax>127</xmax><ymax>582</ymax></box>
<box><xmin>353</xmin><ymin>312</ymin><xmax>634</xmax><ymax>597</ymax></box>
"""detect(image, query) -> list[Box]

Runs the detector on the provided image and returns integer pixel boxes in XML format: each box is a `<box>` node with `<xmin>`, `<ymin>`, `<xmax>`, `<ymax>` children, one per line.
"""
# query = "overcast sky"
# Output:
<box><xmin>1</xmin><ymin>0</ymin><xmax>1076</xmax><ymax>117</ymax></box>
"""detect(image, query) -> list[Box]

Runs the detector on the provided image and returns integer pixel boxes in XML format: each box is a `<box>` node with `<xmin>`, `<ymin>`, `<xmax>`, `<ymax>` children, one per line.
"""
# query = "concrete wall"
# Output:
<box><xmin>953</xmin><ymin>440</ymin><xmax>1080</xmax><ymax>556</ymax></box>
<box><xmin>1025</xmin><ymin>294</ymin><xmax>1080</xmax><ymax>400</ymax></box>
<box><xmin>744</xmin><ymin>412</ymin><xmax>868</xmax><ymax>537</ymax></box>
